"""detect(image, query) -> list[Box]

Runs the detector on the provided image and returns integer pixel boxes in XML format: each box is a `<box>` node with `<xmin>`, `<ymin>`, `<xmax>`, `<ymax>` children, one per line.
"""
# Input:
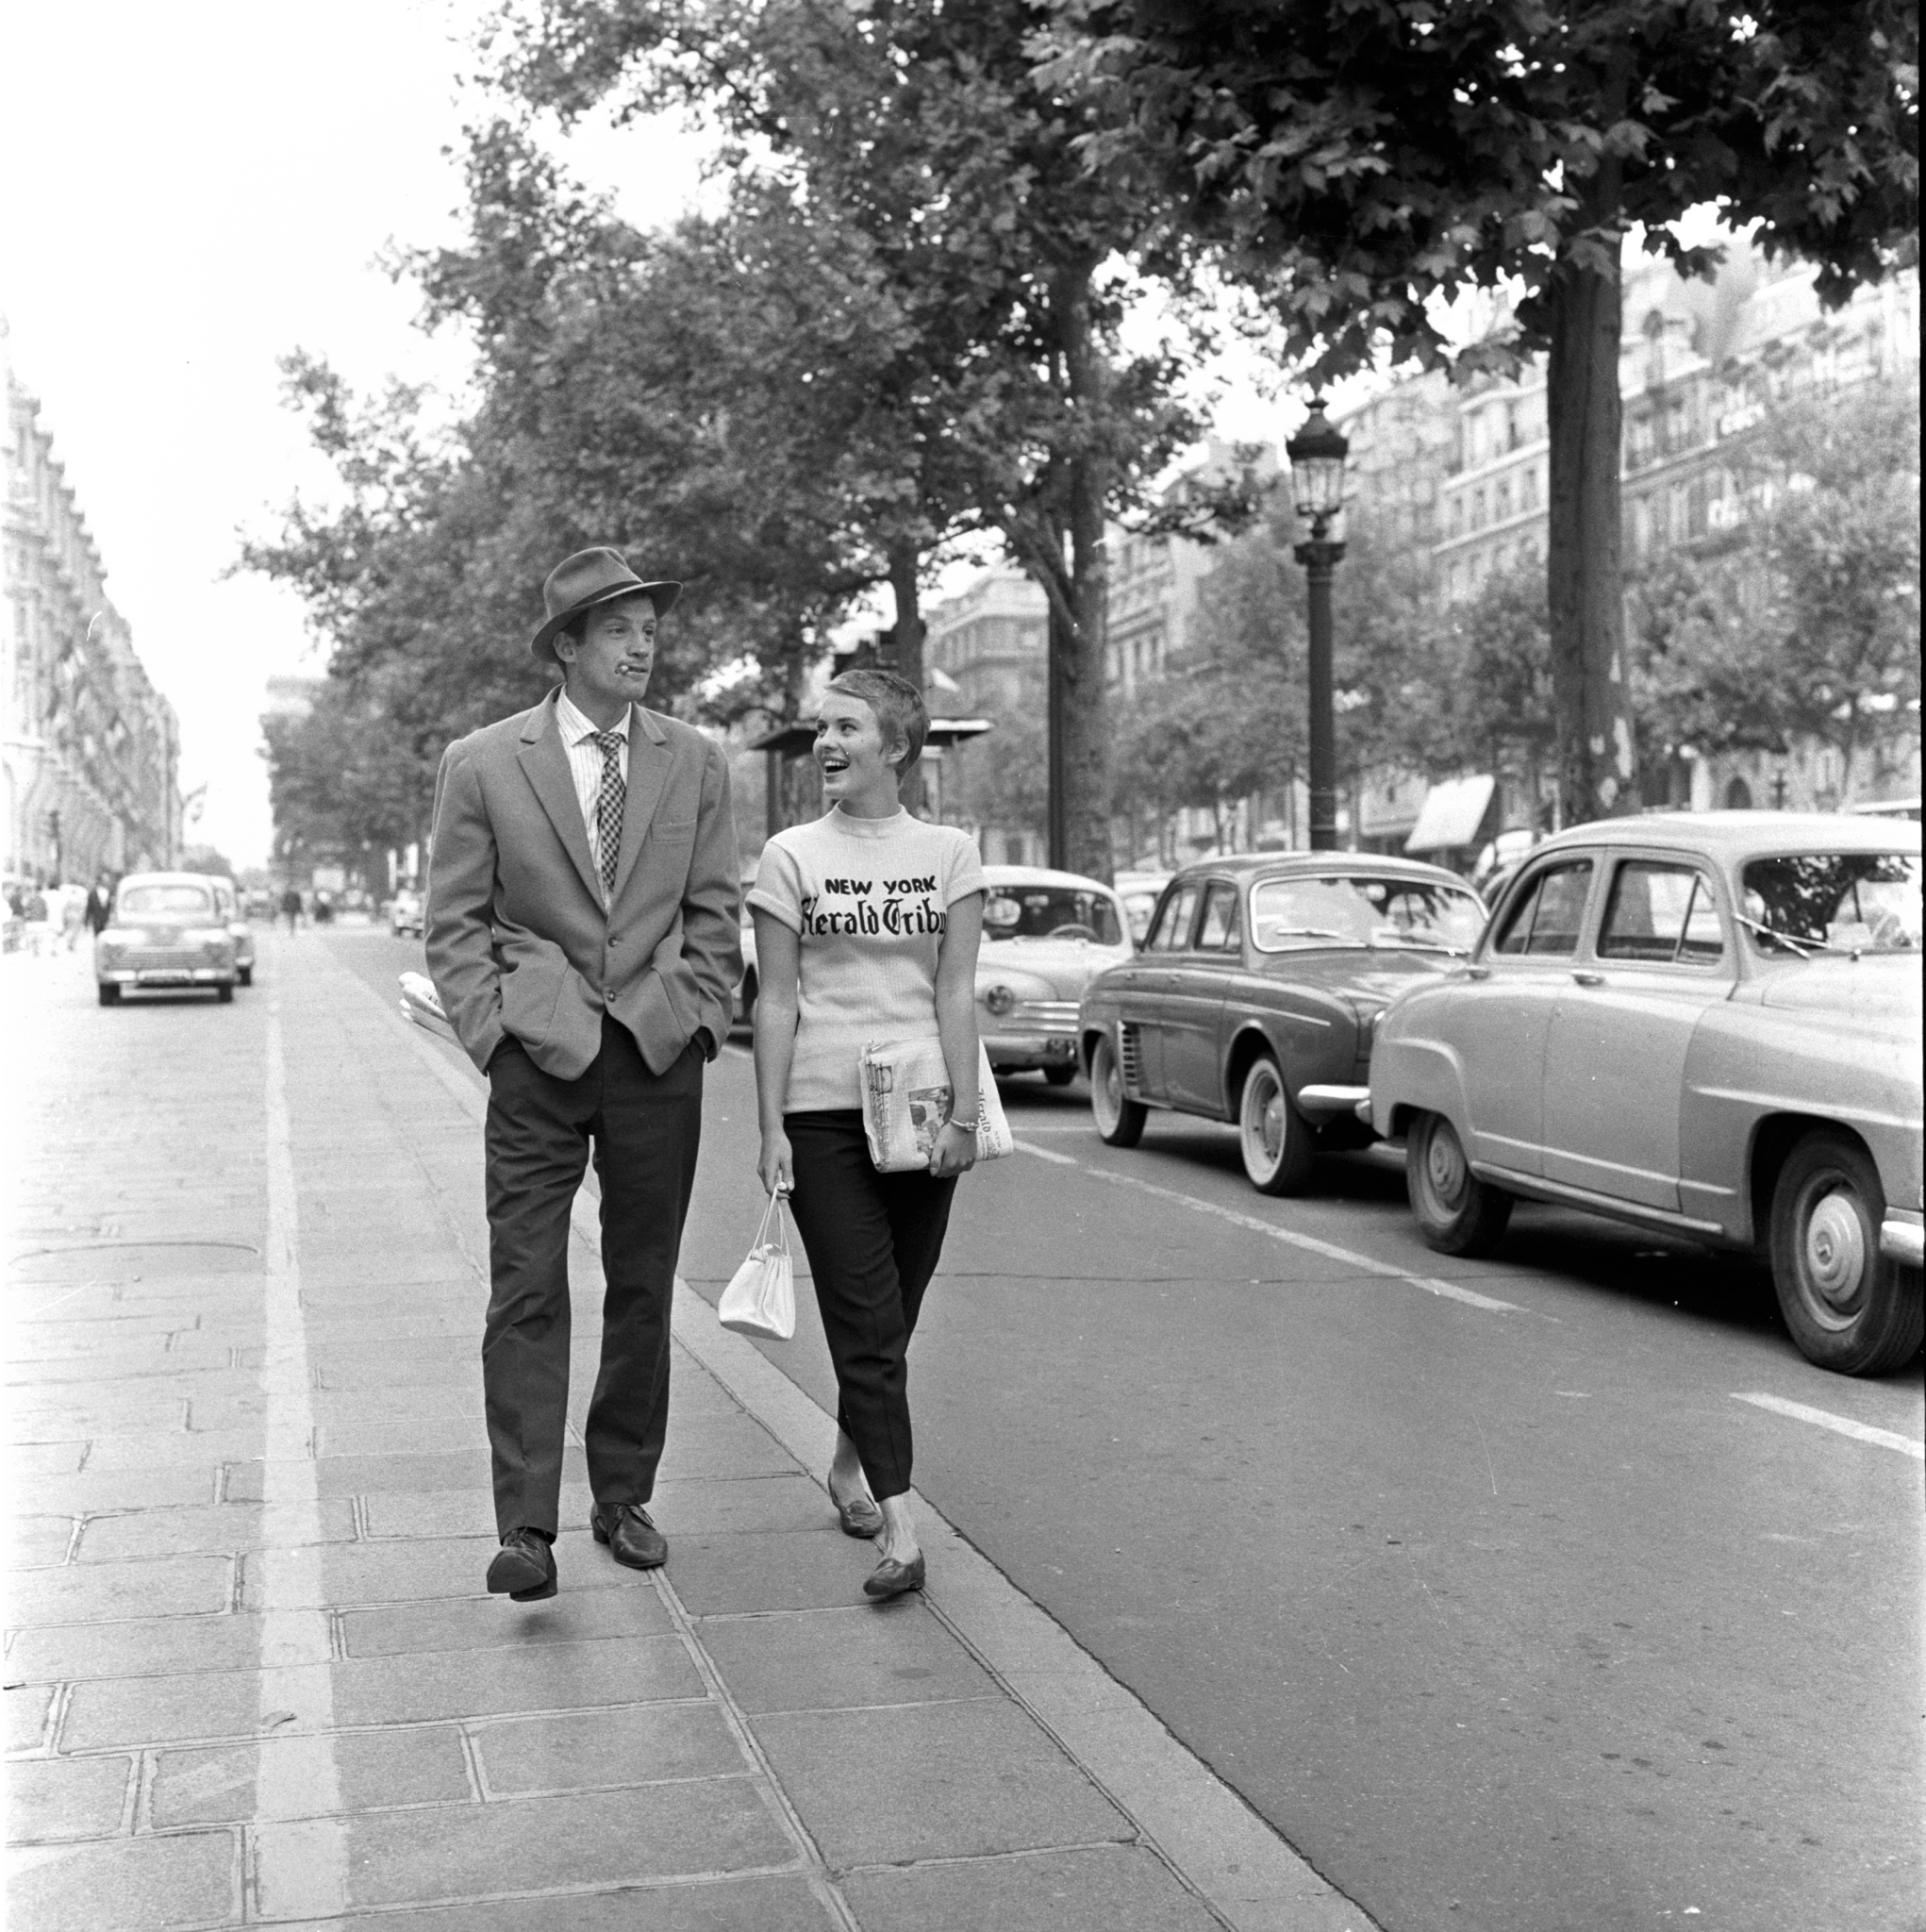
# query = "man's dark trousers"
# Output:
<box><xmin>482</xmin><ymin>1015</ymin><xmax>704</xmax><ymax>1539</ymax></box>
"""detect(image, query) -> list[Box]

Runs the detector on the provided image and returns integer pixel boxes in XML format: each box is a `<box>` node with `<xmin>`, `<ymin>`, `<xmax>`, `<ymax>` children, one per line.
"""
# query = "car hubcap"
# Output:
<box><xmin>1095</xmin><ymin>1050</ymin><xmax>1120</xmax><ymax>1129</ymax></box>
<box><xmin>1424</xmin><ymin>1122</ymin><xmax>1468</xmax><ymax>1211</ymax></box>
<box><xmin>1244</xmin><ymin>1069</ymin><xmax>1284</xmax><ymax>1174</ymax></box>
<box><xmin>1803</xmin><ymin>1190</ymin><xmax>1867</xmax><ymax>1313</ymax></box>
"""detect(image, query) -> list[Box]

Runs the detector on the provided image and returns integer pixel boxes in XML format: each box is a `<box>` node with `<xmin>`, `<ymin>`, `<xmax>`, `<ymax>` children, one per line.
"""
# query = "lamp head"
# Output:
<box><xmin>1286</xmin><ymin>397</ymin><xmax>1350</xmax><ymax>521</ymax></box>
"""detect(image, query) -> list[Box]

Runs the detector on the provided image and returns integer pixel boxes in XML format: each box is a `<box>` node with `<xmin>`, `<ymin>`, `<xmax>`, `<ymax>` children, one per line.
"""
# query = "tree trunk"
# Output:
<box><xmin>1058</xmin><ymin>268</ymin><xmax>1114</xmax><ymax>883</ymax></box>
<box><xmin>1545</xmin><ymin>111</ymin><xmax>1640</xmax><ymax>825</ymax></box>
<box><xmin>887</xmin><ymin>538</ymin><xmax>928</xmax><ymax>815</ymax></box>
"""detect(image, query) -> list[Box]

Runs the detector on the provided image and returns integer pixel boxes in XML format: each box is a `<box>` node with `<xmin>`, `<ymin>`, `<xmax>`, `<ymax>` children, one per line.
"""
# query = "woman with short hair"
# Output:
<box><xmin>748</xmin><ymin>668</ymin><xmax>986</xmax><ymax>1601</ymax></box>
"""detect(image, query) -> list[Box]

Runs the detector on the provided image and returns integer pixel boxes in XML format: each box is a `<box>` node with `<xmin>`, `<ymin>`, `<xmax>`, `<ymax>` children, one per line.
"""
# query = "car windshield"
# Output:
<box><xmin>118</xmin><ymin>884</ymin><xmax>214</xmax><ymax>917</ymax></box>
<box><xmin>983</xmin><ymin>886</ymin><xmax>1122</xmax><ymax>946</ymax></box>
<box><xmin>1739</xmin><ymin>852</ymin><xmax>1921</xmax><ymax>955</ymax></box>
<box><xmin>1251</xmin><ymin>874</ymin><xmax>1487</xmax><ymax>954</ymax></box>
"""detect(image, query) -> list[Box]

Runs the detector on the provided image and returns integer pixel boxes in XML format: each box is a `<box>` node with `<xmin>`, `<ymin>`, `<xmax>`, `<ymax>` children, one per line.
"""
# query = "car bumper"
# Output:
<box><xmin>1297</xmin><ymin>1082</ymin><xmax>1371</xmax><ymax>1121</ymax></box>
<box><xmin>1880</xmin><ymin>1210</ymin><xmax>1924</xmax><ymax>1270</ymax></box>
<box><xmin>98</xmin><ymin>965</ymin><xmax>236</xmax><ymax>987</ymax></box>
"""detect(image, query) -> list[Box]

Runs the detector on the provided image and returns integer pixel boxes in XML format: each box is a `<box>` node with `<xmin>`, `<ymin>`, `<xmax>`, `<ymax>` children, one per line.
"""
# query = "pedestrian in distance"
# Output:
<box><xmin>84</xmin><ymin>872</ymin><xmax>114</xmax><ymax>939</ymax></box>
<box><xmin>749</xmin><ymin>668</ymin><xmax>986</xmax><ymax>1602</ymax></box>
<box><xmin>279</xmin><ymin>888</ymin><xmax>303</xmax><ymax>934</ymax></box>
<box><xmin>427</xmin><ymin>546</ymin><xmax>741</xmax><ymax>1604</ymax></box>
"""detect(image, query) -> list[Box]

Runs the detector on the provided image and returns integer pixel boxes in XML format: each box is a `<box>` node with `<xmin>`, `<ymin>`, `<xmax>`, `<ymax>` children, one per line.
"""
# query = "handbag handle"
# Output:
<box><xmin>753</xmin><ymin>1189</ymin><xmax>789</xmax><ymax>1255</ymax></box>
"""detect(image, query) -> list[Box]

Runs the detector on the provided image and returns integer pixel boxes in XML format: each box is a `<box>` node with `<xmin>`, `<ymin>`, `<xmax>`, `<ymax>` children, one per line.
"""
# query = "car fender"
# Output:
<box><xmin>1685</xmin><ymin>996</ymin><xmax>1925</xmax><ymax>1240</ymax></box>
<box><xmin>1368</xmin><ymin>991</ymin><xmax>1469</xmax><ymax>1140</ymax></box>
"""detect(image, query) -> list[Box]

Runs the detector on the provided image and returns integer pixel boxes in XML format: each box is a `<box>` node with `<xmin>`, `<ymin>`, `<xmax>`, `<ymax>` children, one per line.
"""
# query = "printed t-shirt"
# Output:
<box><xmin>747</xmin><ymin>806</ymin><xmax>988</xmax><ymax>1113</ymax></box>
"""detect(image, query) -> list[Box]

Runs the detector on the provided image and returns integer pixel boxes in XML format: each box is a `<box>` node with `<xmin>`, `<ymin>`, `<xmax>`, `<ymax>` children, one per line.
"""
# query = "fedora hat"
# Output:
<box><xmin>530</xmin><ymin>547</ymin><xmax>683</xmax><ymax>662</ymax></box>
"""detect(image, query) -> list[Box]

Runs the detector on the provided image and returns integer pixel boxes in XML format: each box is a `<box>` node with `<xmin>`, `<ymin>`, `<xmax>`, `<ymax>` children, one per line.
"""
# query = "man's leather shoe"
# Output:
<box><xmin>862</xmin><ymin>1552</ymin><xmax>925</xmax><ymax>1601</ymax></box>
<box><xmin>487</xmin><ymin>1529</ymin><xmax>556</xmax><ymax>1602</ymax></box>
<box><xmin>830</xmin><ymin>1482</ymin><xmax>883</xmax><ymax>1540</ymax></box>
<box><xmin>590</xmin><ymin>1502</ymin><xmax>667</xmax><ymax>1570</ymax></box>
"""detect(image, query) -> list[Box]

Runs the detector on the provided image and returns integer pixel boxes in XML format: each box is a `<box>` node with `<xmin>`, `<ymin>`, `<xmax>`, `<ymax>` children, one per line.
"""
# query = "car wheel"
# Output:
<box><xmin>1406</xmin><ymin>1109</ymin><xmax>1512</xmax><ymax>1256</ymax></box>
<box><xmin>97</xmin><ymin>983</ymin><xmax>120</xmax><ymax>1007</ymax></box>
<box><xmin>1769</xmin><ymin>1131</ymin><xmax>1924</xmax><ymax>1375</ymax></box>
<box><xmin>238</xmin><ymin>966</ymin><xmax>253</xmax><ymax>987</ymax></box>
<box><xmin>1043</xmin><ymin>1063</ymin><xmax>1077</xmax><ymax>1088</ymax></box>
<box><xmin>1238</xmin><ymin>1056</ymin><xmax>1316</xmax><ymax>1196</ymax></box>
<box><xmin>1090</xmin><ymin>1035</ymin><xmax>1147</xmax><ymax>1148</ymax></box>
<box><xmin>217</xmin><ymin>984</ymin><xmax>235</xmax><ymax>1005</ymax></box>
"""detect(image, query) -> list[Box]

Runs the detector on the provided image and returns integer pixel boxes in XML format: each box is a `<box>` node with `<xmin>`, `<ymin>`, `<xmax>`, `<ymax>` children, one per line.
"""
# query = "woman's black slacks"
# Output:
<box><xmin>784</xmin><ymin>1110</ymin><xmax>956</xmax><ymax>1502</ymax></box>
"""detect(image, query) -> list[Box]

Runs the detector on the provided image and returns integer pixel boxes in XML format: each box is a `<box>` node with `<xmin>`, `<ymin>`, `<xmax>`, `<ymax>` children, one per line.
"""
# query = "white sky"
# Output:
<box><xmin>2</xmin><ymin>1</ymin><xmax>1319</xmax><ymax>869</ymax></box>
<box><xmin>1</xmin><ymin>0</ymin><xmax>707</xmax><ymax>868</ymax></box>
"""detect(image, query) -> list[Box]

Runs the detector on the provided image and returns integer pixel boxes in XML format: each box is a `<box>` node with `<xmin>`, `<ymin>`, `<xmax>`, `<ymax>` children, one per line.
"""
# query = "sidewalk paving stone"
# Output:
<box><xmin>258</xmin><ymin>1874</ymin><xmax>838</xmax><ymax>1931</ymax></box>
<box><xmin>752</xmin><ymin>1698</ymin><xmax>1133</xmax><ymax>1867</ymax></box>
<box><xmin>222</xmin><ymin>1453</ymin><xmax>492</xmax><ymax>1502</ymax></box>
<box><xmin>75</xmin><ymin>1499</ymin><xmax>360</xmax><ymax>1561</ymax></box>
<box><xmin>253</xmin><ymin>1784</ymin><xmax>793</xmax><ymax>1918</ymax></box>
<box><xmin>238</xmin><ymin>1538</ymin><xmax>503</xmax><ymax>1610</ymax></box>
<box><xmin>58</xmin><ymin>1667</ymin><xmax>265</xmax><ymax>1752</ymax></box>
<box><xmin>470</xmin><ymin>1703</ymin><xmax>743</xmax><ymax>1797</ymax></box>
<box><xmin>695</xmin><ymin>1604</ymin><xmax>999</xmax><ymax>1715</ymax></box>
<box><xmin>10</xmin><ymin>1555</ymin><xmax>236</xmax><ymax>1627</ymax></box>
<box><xmin>325</xmin><ymin>1634</ymin><xmax>702</xmax><ymax>1727</ymax></box>
<box><xmin>340</xmin><ymin>1588</ymin><xmax>673</xmax><ymax>1659</ymax></box>
<box><xmin>6</xmin><ymin>1755</ymin><xmax>136</xmax><ymax>1841</ymax></box>
<box><xmin>8</xmin><ymin>1829</ymin><xmax>241</xmax><ymax>1932</ymax></box>
<box><xmin>669</xmin><ymin>1531</ymin><xmax>888</xmax><ymax>1616</ymax></box>
<box><xmin>71</xmin><ymin>1429</ymin><xmax>270</xmax><ymax>1470</ymax></box>
<box><xmin>842</xmin><ymin>1844</ymin><xmax>1227</xmax><ymax>1932</ymax></box>
<box><xmin>15</xmin><ymin>1518</ymin><xmax>78</xmax><ymax>1568</ymax></box>
<box><xmin>8</xmin><ymin>1611</ymin><xmax>293</xmax><ymax>1686</ymax></box>
<box><xmin>6</xmin><ymin>1682</ymin><xmax>57</xmax><ymax>1752</ymax></box>
<box><xmin>151</xmin><ymin>1725</ymin><xmax>473</xmax><ymax>1826</ymax></box>
<box><xmin>19</xmin><ymin>1469</ymin><xmax>226</xmax><ymax>1515</ymax></box>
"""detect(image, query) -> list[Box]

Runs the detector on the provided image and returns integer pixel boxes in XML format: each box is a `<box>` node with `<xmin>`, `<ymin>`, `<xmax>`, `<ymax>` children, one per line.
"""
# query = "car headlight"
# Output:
<box><xmin>982</xmin><ymin>984</ymin><xmax>1018</xmax><ymax>1017</ymax></box>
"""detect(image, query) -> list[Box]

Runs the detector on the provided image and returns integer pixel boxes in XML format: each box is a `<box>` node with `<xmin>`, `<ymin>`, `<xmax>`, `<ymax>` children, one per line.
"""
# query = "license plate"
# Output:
<box><xmin>136</xmin><ymin>970</ymin><xmax>192</xmax><ymax>985</ymax></box>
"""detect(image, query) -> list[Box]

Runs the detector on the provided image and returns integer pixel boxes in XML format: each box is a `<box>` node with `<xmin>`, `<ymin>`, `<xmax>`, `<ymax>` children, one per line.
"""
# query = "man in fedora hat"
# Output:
<box><xmin>426</xmin><ymin>545</ymin><xmax>741</xmax><ymax>1601</ymax></box>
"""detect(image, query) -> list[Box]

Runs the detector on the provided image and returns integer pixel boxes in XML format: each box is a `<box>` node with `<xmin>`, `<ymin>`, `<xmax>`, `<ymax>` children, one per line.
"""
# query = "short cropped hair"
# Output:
<box><xmin>826</xmin><ymin>667</ymin><xmax>928</xmax><ymax>778</ymax></box>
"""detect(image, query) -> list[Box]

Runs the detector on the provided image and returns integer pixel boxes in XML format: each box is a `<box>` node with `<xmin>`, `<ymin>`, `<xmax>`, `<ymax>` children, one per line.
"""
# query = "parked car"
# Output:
<box><xmin>979</xmin><ymin>865</ymin><xmax>1134</xmax><ymax>1084</ymax></box>
<box><xmin>1079</xmin><ymin>855</ymin><xmax>1488</xmax><ymax>1191</ymax></box>
<box><xmin>94</xmin><ymin>873</ymin><xmax>239</xmax><ymax>1006</ymax></box>
<box><xmin>1368</xmin><ymin>812</ymin><xmax>1923</xmax><ymax>1375</ymax></box>
<box><xmin>1113</xmin><ymin>870</ymin><xmax>1173</xmax><ymax>947</ymax></box>
<box><xmin>390</xmin><ymin>890</ymin><xmax>424</xmax><ymax>939</ymax></box>
<box><xmin>209</xmin><ymin>876</ymin><xmax>256</xmax><ymax>987</ymax></box>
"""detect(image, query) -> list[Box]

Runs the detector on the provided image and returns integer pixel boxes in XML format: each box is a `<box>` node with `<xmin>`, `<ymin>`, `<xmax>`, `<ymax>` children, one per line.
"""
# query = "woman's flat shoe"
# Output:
<box><xmin>832</xmin><ymin>1489</ymin><xmax>884</xmax><ymax>1540</ymax></box>
<box><xmin>862</xmin><ymin>1552</ymin><xmax>925</xmax><ymax>1600</ymax></box>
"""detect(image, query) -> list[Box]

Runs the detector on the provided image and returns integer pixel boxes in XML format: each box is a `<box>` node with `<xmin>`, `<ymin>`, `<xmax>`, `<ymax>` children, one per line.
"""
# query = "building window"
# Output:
<box><xmin>1496</xmin><ymin>478</ymin><xmax>1512</xmax><ymax>521</ymax></box>
<box><xmin>1522</xmin><ymin>466</ymin><xmax>1538</xmax><ymax>510</ymax></box>
<box><xmin>1472</xmin><ymin>487</ymin><xmax>1486</xmax><ymax>528</ymax></box>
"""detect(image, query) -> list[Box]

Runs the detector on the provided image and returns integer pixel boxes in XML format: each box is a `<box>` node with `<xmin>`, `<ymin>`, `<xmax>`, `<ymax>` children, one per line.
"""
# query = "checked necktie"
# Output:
<box><xmin>594</xmin><ymin>730</ymin><xmax>625</xmax><ymax>901</ymax></box>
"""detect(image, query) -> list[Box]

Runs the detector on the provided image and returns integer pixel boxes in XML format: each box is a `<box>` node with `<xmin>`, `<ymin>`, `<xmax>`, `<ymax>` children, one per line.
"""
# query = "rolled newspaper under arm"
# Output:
<box><xmin>398</xmin><ymin>971</ymin><xmax>462</xmax><ymax>1046</ymax></box>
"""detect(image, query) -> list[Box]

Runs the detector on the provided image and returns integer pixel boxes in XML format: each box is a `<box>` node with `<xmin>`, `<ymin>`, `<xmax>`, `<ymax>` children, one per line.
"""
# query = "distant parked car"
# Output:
<box><xmin>390</xmin><ymin>890</ymin><xmax>424</xmax><ymax>939</ymax></box>
<box><xmin>979</xmin><ymin>866</ymin><xmax>1133</xmax><ymax>1084</ymax></box>
<box><xmin>1080</xmin><ymin>855</ymin><xmax>1488</xmax><ymax>1191</ymax></box>
<box><xmin>210</xmin><ymin>876</ymin><xmax>256</xmax><ymax>987</ymax></box>
<box><xmin>94</xmin><ymin>873</ymin><xmax>239</xmax><ymax>1006</ymax></box>
<box><xmin>1369</xmin><ymin>812</ymin><xmax>1923</xmax><ymax>1375</ymax></box>
<box><xmin>1113</xmin><ymin>871</ymin><xmax>1173</xmax><ymax>947</ymax></box>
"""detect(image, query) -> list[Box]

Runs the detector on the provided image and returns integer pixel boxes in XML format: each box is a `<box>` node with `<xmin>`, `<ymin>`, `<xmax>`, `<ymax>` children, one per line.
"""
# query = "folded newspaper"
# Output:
<box><xmin>398</xmin><ymin>971</ymin><xmax>461</xmax><ymax>1046</ymax></box>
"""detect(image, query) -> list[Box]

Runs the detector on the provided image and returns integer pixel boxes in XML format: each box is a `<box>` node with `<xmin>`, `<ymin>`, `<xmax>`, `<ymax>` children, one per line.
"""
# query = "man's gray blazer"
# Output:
<box><xmin>425</xmin><ymin>689</ymin><xmax>742</xmax><ymax>1080</ymax></box>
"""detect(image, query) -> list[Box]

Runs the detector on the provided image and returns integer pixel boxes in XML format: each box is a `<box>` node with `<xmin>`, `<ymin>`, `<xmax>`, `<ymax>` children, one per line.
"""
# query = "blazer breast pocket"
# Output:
<box><xmin>649</xmin><ymin>815</ymin><xmax>699</xmax><ymax>844</ymax></box>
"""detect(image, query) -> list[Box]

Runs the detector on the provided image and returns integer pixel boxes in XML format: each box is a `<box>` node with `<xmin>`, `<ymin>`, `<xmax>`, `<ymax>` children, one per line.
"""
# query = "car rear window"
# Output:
<box><xmin>1252</xmin><ymin>875</ymin><xmax>1486</xmax><ymax>953</ymax></box>
<box><xmin>1599</xmin><ymin>862</ymin><xmax>1726</xmax><ymax>965</ymax></box>
<box><xmin>1491</xmin><ymin>861</ymin><xmax>1593</xmax><ymax>956</ymax></box>
<box><xmin>983</xmin><ymin>886</ymin><xmax>1122</xmax><ymax>946</ymax></box>
<box><xmin>119</xmin><ymin>884</ymin><xmax>215</xmax><ymax>917</ymax></box>
<box><xmin>1740</xmin><ymin>852</ymin><xmax>1921</xmax><ymax>955</ymax></box>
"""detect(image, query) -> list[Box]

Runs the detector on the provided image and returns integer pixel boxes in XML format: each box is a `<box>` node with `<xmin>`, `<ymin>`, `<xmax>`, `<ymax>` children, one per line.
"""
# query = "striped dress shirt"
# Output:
<box><xmin>554</xmin><ymin>688</ymin><xmax>631</xmax><ymax>900</ymax></box>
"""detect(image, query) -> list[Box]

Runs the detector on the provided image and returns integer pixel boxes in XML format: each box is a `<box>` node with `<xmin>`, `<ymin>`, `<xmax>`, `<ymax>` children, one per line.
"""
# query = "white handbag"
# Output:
<box><xmin>718</xmin><ymin>1192</ymin><xmax>797</xmax><ymax>1341</ymax></box>
<box><xmin>859</xmin><ymin>1039</ymin><xmax>1012</xmax><ymax>1174</ymax></box>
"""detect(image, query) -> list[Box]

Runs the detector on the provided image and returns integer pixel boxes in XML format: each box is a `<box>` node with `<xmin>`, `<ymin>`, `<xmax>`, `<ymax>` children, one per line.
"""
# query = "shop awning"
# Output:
<box><xmin>1404</xmin><ymin>774</ymin><xmax>1496</xmax><ymax>853</ymax></box>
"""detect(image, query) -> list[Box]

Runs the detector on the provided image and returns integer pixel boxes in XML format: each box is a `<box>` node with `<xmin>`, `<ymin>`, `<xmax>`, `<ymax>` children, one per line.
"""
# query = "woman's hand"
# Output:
<box><xmin>929</xmin><ymin>1118</ymin><xmax>977</xmax><ymax>1179</ymax></box>
<box><xmin>758</xmin><ymin>1128</ymin><xmax>795</xmax><ymax>1199</ymax></box>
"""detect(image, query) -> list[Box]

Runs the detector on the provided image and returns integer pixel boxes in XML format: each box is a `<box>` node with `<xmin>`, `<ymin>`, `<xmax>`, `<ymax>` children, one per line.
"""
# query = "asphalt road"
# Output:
<box><xmin>333</xmin><ymin>927</ymin><xmax>1923</xmax><ymax>1932</ymax></box>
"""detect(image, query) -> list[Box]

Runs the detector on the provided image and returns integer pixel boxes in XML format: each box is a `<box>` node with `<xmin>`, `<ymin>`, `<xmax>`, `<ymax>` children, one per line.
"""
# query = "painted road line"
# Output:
<box><xmin>1731</xmin><ymin>1392</ymin><xmax>1924</xmax><ymax>1459</ymax></box>
<box><xmin>1011</xmin><ymin>1138</ymin><xmax>1521</xmax><ymax>1313</ymax></box>
<box><xmin>257</xmin><ymin>1005</ymin><xmax>348</xmax><ymax>1912</ymax></box>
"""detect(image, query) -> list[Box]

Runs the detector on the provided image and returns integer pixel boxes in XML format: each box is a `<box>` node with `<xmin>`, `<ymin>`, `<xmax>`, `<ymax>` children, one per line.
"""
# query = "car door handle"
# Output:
<box><xmin>1571</xmin><ymin>971</ymin><xmax>1605</xmax><ymax>987</ymax></box>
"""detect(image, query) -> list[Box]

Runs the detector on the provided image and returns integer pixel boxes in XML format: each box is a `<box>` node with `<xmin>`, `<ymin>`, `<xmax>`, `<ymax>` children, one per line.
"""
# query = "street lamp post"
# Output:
<box><xmin>1286</xmin><ymin>398</ymin><xmax>1351</xmax><ymax>852</ymax></box>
